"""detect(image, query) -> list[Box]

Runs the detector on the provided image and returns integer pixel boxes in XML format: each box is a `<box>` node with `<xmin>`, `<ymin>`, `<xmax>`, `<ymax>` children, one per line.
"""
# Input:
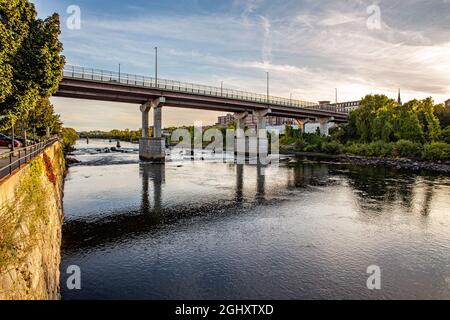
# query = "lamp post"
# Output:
<box><xmin>266</xmin><ymin>72</ymin><xmax>269</xmax><ymax>106</ymax></box>
<box><xmin>221</xmin><ymin>81</ymin><xmax>223</xmax><ymax>96</ymax></box>
<box><xmin>118</xmin><ymin>63</ymin><xmax>121</xmax><ymax>82</ymax></box>
<box><xmin>155</xmin><ymin>46</ymin><xmax>158</xmax><ymax>87</ymax></box>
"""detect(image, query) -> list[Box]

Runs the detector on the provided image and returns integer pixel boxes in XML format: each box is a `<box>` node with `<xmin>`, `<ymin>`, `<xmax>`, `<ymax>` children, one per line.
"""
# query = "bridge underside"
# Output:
<box><xmin>55</xmin><ymin>78</ymin><xmax>348</xmax><ymax>162</ymax></box>
<box><xmin>54</xmin><ymin>79</ymin><xmax>348</xmax><ymax>123</ymax></box>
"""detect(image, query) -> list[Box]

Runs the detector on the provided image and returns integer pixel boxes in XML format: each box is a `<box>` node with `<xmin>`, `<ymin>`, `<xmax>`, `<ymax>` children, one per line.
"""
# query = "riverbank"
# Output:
<box><xmin>0</xmin><ymin>142</ymin><xmax>65</xmax><ymax>300</ymax></box>
<box><xmin>281</xmin><ymin>149</ymin><xmax>450</xmax><ymax>174</ymax></box>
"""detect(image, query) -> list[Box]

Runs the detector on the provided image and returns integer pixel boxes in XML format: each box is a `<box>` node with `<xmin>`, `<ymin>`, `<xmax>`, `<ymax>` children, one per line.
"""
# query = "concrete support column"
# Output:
<box><xmin>254</xmin><ymin>109</ymin><xmax>270</xmax><ymax>131</ymax></box>
<box><xmin>139</xmin><ymin>97</ymin><xmax>166</xmax><ymax>162</ymax></box>
<box><xmin>153</xmin><ymin>106</ymin><xmax>162</xmax><ymax>138</ymax></box>
<box><xmin>140</xmin><ymin>101</ymin><xmax>152</xmax><ymax>138</ymax></box>
<box><xmin>254</xmin><ymin>109</ymin><xmax>271</xmax><ymax>163</ymax></box>
<box><xmin>295</xmin><ymin>118</ymin><xmax>311</xmax><ymax>134</ymax></box>
<box><xmin>234</xmin><ymin>112</ymin><xmax>248</xmax><ymax>161</ymax></box>
<box><xmin>234</xmin><ymin>111</ymin><xmax>248</xmax><ymax>132</ymax></box>
<box><xmin>317</xmin><ymin>117</ymin><xmax>333</xmax><ymax>136</ymax></box>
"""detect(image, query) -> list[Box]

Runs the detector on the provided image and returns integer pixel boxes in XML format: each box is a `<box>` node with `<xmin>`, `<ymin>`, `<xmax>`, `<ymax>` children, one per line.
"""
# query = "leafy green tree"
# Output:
<box><xmin>0</xmin><ymin>0</ymin><xmax>35</xmax><ymax>102</ymax></box>
<box><xmin>340</xmin><ymin>111</ymin><xmax>358</xmax><ymax>142</ymax></box>
<box><xmin>434</xmin><ymin>103</ymin><xmax>450</xmax><ymax>128</ymax></box>
<box><xmin>0</xmin><ymin>1</ymin><xmax>65</xmax><ymax>130</ymax></box>
<box><xmin>442</xmin><ymin>126</ymin><xmax>450</xmax><ymax>144</ymax></box>
<box><xmin>391</xmin><ymin>104</ymin><xmax>424</xmax><ymax>142</ymax></box>
<box><xmin>33</xmin><ymin>98</ymin><xmax>62</xmax><ymax>135</ymax></box>
<box><xmin>372</xmin><ymin>106</ymin><xmax>394</xmax><ymax>142</ymax></box>
<box><xmin>61</xmin><ymin>128</ymin><xmax>79</xmax><ymax>153</ymax></box>
<box><xmin>408</xmin><ymin>98</ymin><xmax>441</xmax><ymax>142</ymax></box>
<box><xmin>353</xmin><ymin>95</ymin><xmax>397</xmax><ymax>142</ymax></box>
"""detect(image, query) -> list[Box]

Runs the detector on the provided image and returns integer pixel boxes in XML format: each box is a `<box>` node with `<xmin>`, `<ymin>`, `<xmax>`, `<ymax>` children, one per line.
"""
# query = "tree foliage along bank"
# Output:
<box><xmin>282</xmin><ymin>95</ymin><xmax>450</xmax><ymax>161</ymax></box>
<box><xmin>0</xmin><ymin>0</ymin><xmax>65</xmax><ymax>136</ymax></box>
<box><xmin>60</xmin><ymin>128</ymin><xmax>79</xmax><ymax>154</ymax></box>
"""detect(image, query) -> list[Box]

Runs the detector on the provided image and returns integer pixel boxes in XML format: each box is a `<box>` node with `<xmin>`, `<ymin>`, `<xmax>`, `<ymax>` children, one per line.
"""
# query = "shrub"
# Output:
<box><xmin>422</xmin><ymin>142</ymin><xmax>450</xmax><ymax>161</ymax></box>
<box><xmin>366</xmin><ymin>140</ymin><xmax>394</xmax><ymax>157</ymax></box>
<box><xmin>303</xmin><ymin>144</ymin><xmax>320</xmax><ymax>153</ymax></box>
<box><xmin>394</xmin><ymin>140</ymin><xmax>422</xmax><ymax>158</ymax></box>
<box><xmin>344</xmin><ymin>143</ymin><xmax>370</xmax><ymax>156</ymax></box>
<box><xmin>61</xmin><ymin>128</ymin><xmax>79</xmax><ymax>154</ymax></box>
<box><xmin>442</xmin><ymin>126</ymin><xmax>450</xmax><ymax>144</ymax></box>
<box><xmin>302</xmin><ymin>133</ymin><xmax>325</xmax><ymax>146</ymax></box>
<box><xmin>321</xmin><ymin>141</ymin><xmax>344</xmax><ymax>155</ymax></box>
<box><xmin>294</xmin><ymin>139</ymin><xmax>308</xmax><ymax>151</ymax></box>
<box><xmin>280</xmin><ymin>136</ymin><xmax>297</xmax><ymax>146</ymax></box>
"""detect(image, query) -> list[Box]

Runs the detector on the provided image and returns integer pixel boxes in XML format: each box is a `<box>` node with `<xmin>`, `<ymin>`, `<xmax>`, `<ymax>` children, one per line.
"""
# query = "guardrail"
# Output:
<box><xmin>63</xmin><ymin>65</ymin><xmax>350</xmax><ymax>114</ymax></box>
<box><xmin>0</xmin><ymin>138</ymin><xmax>59</xmax><ymax>181</ymax></box>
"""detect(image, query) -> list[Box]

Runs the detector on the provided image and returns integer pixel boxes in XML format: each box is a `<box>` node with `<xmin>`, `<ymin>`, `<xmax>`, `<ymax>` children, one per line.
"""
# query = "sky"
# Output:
<box><xmin>32</xmin><ymin>0</ymin><xmax>450</xmax><ymax>131</ymax></box>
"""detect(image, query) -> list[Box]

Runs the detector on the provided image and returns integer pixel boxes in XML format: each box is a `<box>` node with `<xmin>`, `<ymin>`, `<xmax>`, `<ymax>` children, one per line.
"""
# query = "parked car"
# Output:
<box><xmin>15</xmin><ymin>136</ymin><xmax>36</xmax><ymax>145</ymax></box>
<box><xmin>0</xmin><ymin>133</ymin><xmax>23</xmax><ymax>148</ymax></box>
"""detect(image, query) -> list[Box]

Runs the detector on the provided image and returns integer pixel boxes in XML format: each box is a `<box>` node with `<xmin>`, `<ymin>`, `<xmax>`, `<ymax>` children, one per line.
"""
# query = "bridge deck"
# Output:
<box><xmin>55</xmin><ymin>65</ymin><xmax>349</xmax><ymax>122</ymax></box>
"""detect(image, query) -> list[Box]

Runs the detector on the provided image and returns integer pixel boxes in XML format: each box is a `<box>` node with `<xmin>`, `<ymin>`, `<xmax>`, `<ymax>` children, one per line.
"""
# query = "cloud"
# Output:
<box><xmin>49</xmin><ymin>0</ymin><xmax>450</xmax><ymax>130</ymax></box>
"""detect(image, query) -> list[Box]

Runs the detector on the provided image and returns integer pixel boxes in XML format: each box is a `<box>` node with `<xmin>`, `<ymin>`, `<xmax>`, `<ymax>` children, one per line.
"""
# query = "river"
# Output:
<box><xmin>60</xmin><ymin>139</ymin><xmax>450</xmax><ymax>299</ymax></box>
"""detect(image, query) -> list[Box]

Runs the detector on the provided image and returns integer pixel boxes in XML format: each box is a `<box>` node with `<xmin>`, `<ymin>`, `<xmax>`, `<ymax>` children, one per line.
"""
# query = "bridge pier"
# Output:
<box><xmin>317</xmin><ymin>117</ymin><xmax>334</xmax><ymax>136</ymax></box>
<box><xmin>254</xmin><ymin>109</ymin><xmax>271</xmax><ymax>163</ymax></box>
<box><xmin>234</xmin><ymin>111</ymin><xmax>248</xmax><ymax>131</ymax></box>
<box><xmin>295</xmin><ymin>118</ymin><xmax>312</xmax><ymax>134</ymax></box>
<box><xmin>234</xmin><ymin>112</ymin><xmax>248</xmax><ymax>160</ymax></box>
<box><xmin>139</xmin><ymin>97</ymin><xmax>166</xmax><ymax>162</ymax></box>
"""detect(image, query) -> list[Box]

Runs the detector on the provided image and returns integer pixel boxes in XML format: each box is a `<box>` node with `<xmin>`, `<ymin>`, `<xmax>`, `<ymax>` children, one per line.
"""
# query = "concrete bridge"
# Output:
<box><xmin>55</xmin><ymin>65</ymin><xmax>349</xmax><ymax>161</ymax></box>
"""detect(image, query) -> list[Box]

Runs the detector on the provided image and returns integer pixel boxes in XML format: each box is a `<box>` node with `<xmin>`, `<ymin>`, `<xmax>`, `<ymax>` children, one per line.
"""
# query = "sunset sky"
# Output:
<box><xmin>32</xmin><ymin>0</ymin><xmax>450</xmax><ymax>131</ymax></box>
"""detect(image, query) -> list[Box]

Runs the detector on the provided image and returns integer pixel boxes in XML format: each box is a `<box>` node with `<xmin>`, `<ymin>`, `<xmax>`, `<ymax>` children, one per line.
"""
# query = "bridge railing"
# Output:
<box><xmin>0</xmin><ymin>137</ymin><xmax>59</xmax><ymax>181</ymax></box>
<box><xmin>63</xmin><ymin>65</ymin><xmax>349</xmax><ymax>114</ymax></box>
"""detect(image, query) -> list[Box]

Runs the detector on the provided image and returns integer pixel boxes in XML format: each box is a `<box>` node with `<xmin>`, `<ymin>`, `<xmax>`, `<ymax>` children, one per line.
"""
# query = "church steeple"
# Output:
<box><xmin>397</xmin><ymin>89</ymin><xmax>402</xmax><ymax>105</ymax></box>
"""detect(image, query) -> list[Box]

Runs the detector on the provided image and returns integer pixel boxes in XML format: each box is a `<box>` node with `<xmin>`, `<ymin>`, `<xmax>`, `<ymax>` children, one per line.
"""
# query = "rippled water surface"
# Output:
<box><xmin>61</xmin><ymin>139</ymin><xmax>450</xmax><ymax>299</ymax></box>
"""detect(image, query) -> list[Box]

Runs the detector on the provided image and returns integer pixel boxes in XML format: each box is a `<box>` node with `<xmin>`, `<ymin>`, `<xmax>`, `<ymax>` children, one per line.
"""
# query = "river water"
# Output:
<box><xmin>60</xmin><ymin>139</ymin><xmax>450</xmax><ymax>299</ymax></box>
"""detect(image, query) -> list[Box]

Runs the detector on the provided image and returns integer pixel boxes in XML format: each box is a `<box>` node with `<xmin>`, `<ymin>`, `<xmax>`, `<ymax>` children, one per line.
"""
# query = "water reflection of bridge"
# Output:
<box><xmin>62</xmin><ymin>163</ymin><xmax>439</xmax><ymax>255</ymax></box>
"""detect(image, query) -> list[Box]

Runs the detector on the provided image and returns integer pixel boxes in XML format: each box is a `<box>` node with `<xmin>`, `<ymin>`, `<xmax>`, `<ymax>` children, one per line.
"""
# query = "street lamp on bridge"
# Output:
<box><xmin>155</xmin><ymin>46</ymin><xmax>158</xmax><ymax>87</ymax></box>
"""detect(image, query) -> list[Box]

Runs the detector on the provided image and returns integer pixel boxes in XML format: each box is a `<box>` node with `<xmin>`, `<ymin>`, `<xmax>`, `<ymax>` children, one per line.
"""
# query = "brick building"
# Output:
<box><xmin>318</xmin><ymin>100</ymin><xmax>360</xmax><ymax>112</ymax></box>
<box><xmin>216</xmin><ymin>114</ymin><xmax>295</xmax><ymax>128</ymax></box>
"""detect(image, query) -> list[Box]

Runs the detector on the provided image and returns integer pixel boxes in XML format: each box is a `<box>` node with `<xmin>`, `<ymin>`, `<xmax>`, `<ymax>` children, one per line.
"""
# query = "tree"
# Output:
<box><xmin>0</xmin><ymin>1</ymin><xmax>65</xmax><ymax>131</ymax></box>
<box><xmin>32</xmin><ymin>98</ymin><xmax>62</xmax><ymax>135</ymax></box>
<box><xmin>391</xmin><ymin>104</ymin><xmax>424</xmax><ymax>142</ymax></box>
<box><xmin>345</xmin><ymin>94</ymin><xmax>425</xmax><ymax>143</ymax></box>
<box><xmin>0</xmin><ymin>0</ymin><xmax>35</xmax><ymax>102</ymax></box>
<box><xmin>353</xmin><ymin>95</ymin><xmax>397</xmax><ymax>142</ymax></box>
<box><xmin>61</xmin><ymin>128</ymin><xmax>79</xmax><ymax>153</ymax></box>
<box><xmin>434</xmin><ymin>103</ymin><xmax>450</xmax><ymax>129</ymax></box>
<box><xmin>409</xmin><ymin>98</ymin><xmax>441</xmax><ymax>142</ymax></box>
<box><xmin>372</xmin><ymin>105</ymin><xmax>394</xmax><ymax>142</ymax></box>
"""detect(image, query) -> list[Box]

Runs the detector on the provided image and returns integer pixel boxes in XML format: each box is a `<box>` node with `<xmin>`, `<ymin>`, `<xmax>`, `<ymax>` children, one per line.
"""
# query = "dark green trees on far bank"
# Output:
<box><xmin>0</xmin><ymin>0</ymin><xmax>65</xmax><ymax>134</ymax></box>
<box><xmin>283</xmin><ymin>94</ymin><xmax>450</xmax><ymax>161</ymax></box>
<box><xmin>344</xmin><ymin>95</ymin><xmax>442</xmax><ymax>144</ymax></box>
